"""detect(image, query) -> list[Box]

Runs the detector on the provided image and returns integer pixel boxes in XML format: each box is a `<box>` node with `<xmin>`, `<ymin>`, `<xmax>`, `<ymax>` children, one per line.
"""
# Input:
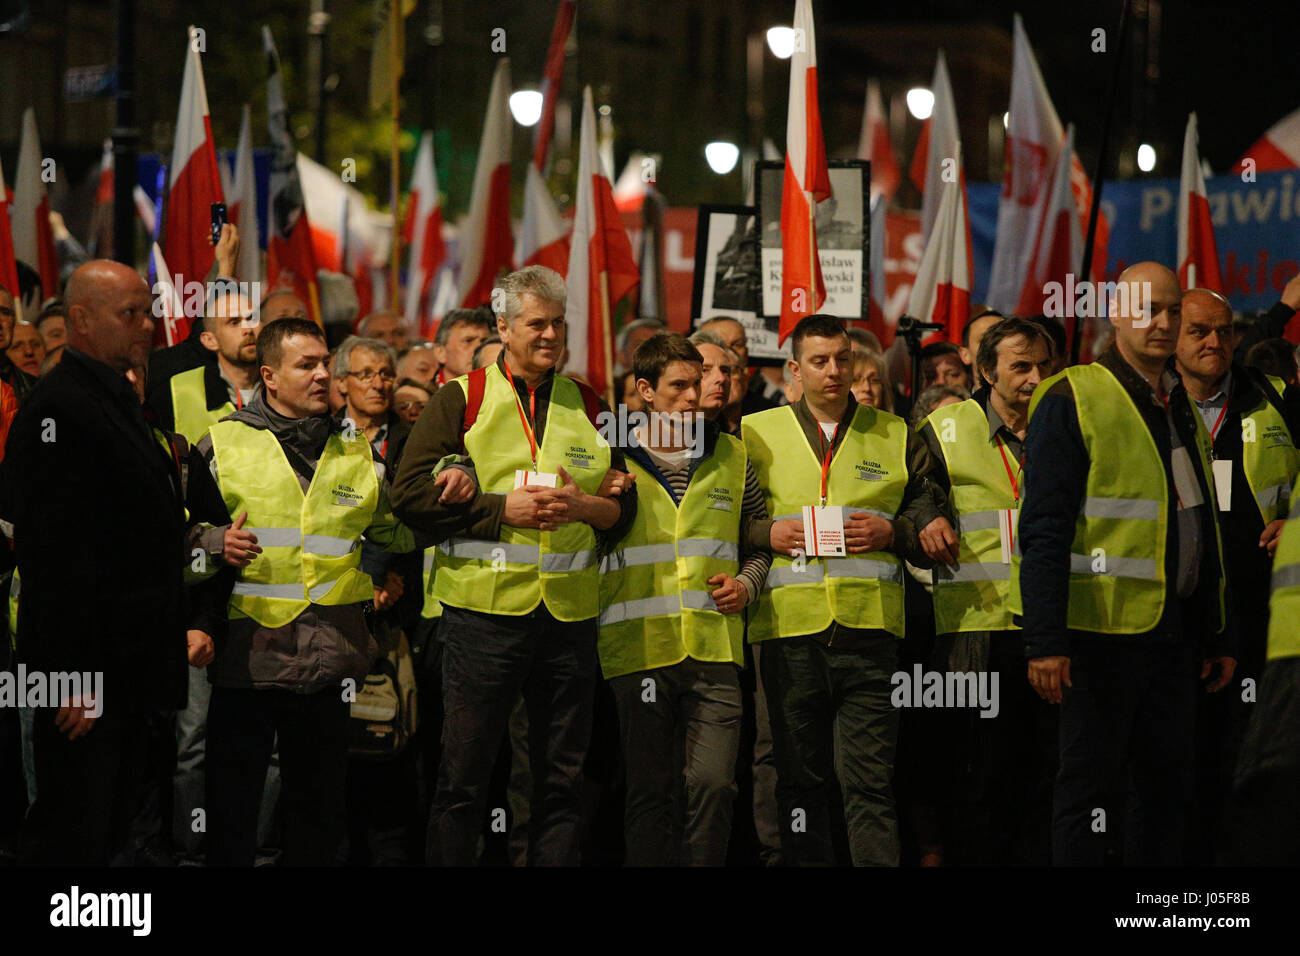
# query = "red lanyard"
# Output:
<box><xmin>1209</xmin><ymin>398</ymin><xmax>1230</xmax><ymax>442</ymax></box>
<box><xmin>502</xmin><ymin>363</ymin><xmax>539</xmax><ymax>469</ymax></box>
<box><xmin>996</xmin><ymin>436</ymin><xmax>1021</xmax><ymax>504</ymax></box>
<box><xmin>234</xmin><ymin>387</ymin><xmax>243</xmax><ymax>410</ymax></box>
<box><xmin>817</xmin><ymin>423</ymin><xmax>839</xmax><ymax>504</ymax></box>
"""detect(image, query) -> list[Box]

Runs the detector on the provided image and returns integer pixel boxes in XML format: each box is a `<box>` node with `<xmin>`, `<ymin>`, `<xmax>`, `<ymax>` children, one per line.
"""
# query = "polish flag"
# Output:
<box><xmin>163</xmin><ymin>25</ymin><xmax>225</xmax><ymax>338</ymax></box>
<box><xmin>87</xmin><ymin>139</ymin><xmax>115</xmax><ymax>258</ymax></box>
<box><xmin>858</xmin><ymin>79</ymin><xmax>900</xmax><ymax>204</ymax></box>
<box><xmin>918</xmin><ymin>51</ymin><xmax>959</xmax><ymax>249</ymax></box>
<box><xmin>1017</xmin><ymin>124</ymin><xmax>1084</xmax><ymax>324</ymax></box>
<box><xmin>0</xmin><ymin>156</ymin><xmax>22</xmax><ymax>312</ymax></box>
<box><xmin>1178</xmin><ymin>113</ymin><xmax>1223</xmax><ymax>293</ymax></box>
<box><xmin>906</xmin><ymin>141</ymin><xmax>971</xmax><ymax>344</ymax></box>
<box><xmin>229</xmin><ymin>103</ymin><xmax>261</xmax><ymax>285</ymax></box>
<box><xmin>867</xmin><ymin>194</ymin><xmax>889</xmax><ymax>338</ymax></box>
<box><xmin>264</xmin><ymin>26</ymin><xmax>322</xmax><ymax>325</ymax></box>
<box><xmin>403</xmin><ymin>130</ymin><xmax>447</xmax><ymax>334</ymax></box>
<box><xmin>988</xmin><ymin>15</ymin><xmax>1108</xmax><ymax>312</ymax></box>
<box><xmin>565</xmin><ymin>86</ymin><xmax>640</xmax><ymax>396</ymax></box>
<box><xmin>12</xmin><ymin>108</ymin><xmax>59</xmax><ymax>304</ymax></box>
<box><xmin>458</xmin><ymin>58</ymin><xmax>514</xmax><ymax>309</ymax></box>
<box><xmin>531</xmin><ymin>0</ymin><xmax>574</xmax><ymax>173</ymax></box>
<box><xmin>150</xmin><ymin>242</ymin><xmax>186</xmax><ymax>348</ymax></box>
<box><xmin>1235</xmin><ymin>105</ymin><xmax>1300</xmax><ymax>174</ymax></box>
<box><xmin>778</xmin><ymin>0</ymin><xmax>831</xmax><ymax>345</ymax></box>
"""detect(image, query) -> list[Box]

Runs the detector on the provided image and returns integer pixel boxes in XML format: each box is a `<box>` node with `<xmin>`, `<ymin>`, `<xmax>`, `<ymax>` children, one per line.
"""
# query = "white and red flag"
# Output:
<box><xmin>150</xmin><ymin>242</ymin><xmax>186</xmax><ymax>348</ymax></box>
<box><xmin>858</xmin><ymin>79</ymin><xmax>900</xmax><ymax>204</ymax></box>
<box><xmin>12</xmin><ymin>107</ymin><xmax>59</xmax><ymax>305</ymax></box>
<box><xmin>778</xmin><ymin>0</ymin><xmax>831</xmax><ymax>345</ymax></box>
<box><xmin>1235</xmin><ymin>105</ymin><xmax>1300</xmax><ymax>174</ymax></box>
<box><xmin>565</xmin><ymin>86</ymin><xmax>640</xmax><ymax>396</ymax></box>
<box><xmin>87</xmin><ymin>139</ymin><xmax>115</xmax><ymax>258</ymax></box>
<box><xmin>403</xmin><ymin>130</ymin><xmax>447</xmax><ymax>336</ymax></box>
<box><xmin>988</xmin><ymin>14</ymin><xmax>1108</xmax><ymax>312</ymax></box>
<box><xmin>229</xmin><ymin>103</ymin><xmax>261</xmax><ymax>285</ymax></box>
<box><xmin>1016</xmin><ymin>124</ymin><xmax>1084</xmax><ymax>320</ymax></box>
<box><xmin>1177</xmin><ymin>112</ymin><xmax>1223</xmax><ymax>293</ymax></box>
<box><xmin>163</xmin><ymin>25</ymin><xmax>225</xmax><ymax>339</ymax></box>
<box><xmin>0</xmin><ymin>155</ymin><xmax>22</xmax><ymax>312</ymax></box>
<box><xmin>906</xmin><ymin>140</ymin><xmax>971</xmax><ymax>345</ymax></box>
<box><xmin>264</xmin><ymin>26</ymin><xmax>322</xmax><ymax>325</ymax></box>
<box><xmin>516</xmin><ymin>3</ymin><xmax>573</xmax><ymax>277</ymax></box>
<box><xmin>458</xmin><ymin>58</ymin><xmax>514</xmax><ymax>309</ymax></box>
<box><xmin>918</xmin><ymin>51</ymin><xmax>959</xmax><ymax>249</ymax></box>
<box><xmin>867</xmin><ymin>194</ymin><xmax>888</xmax><ymax>336</ymax></box>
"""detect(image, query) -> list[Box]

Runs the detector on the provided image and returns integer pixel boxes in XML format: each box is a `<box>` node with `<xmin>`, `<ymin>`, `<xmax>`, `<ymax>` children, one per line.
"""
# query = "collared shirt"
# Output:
<box><xmin>984</xmin><ymin>390</ymin><xmax>1025</xmax><ymax>463</ymax></box>
<box><xmin>1191</xmin><ymin>371</ymin><xmax>1232</xmax><ymax>439</ymax></box>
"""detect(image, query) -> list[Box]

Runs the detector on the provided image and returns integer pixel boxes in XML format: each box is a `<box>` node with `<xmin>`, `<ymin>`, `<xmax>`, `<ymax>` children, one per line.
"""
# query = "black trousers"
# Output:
<box><xmin>1053</xmin><ymin>639</ymin><xmax>1197</xmax><ymax>866</ymax></box>
<box><xmin>206</xmin><ymin>685</ymin><xmax>350</xmax><ymax>866</ymax></box>
<box><xmin>428</xmin><ymin>603</ymin><xmax>598</xmax><ymax>867</ymax></box>
<box><xmin>26</xmin><ymin>709</ymin><xmax>153</xmax><ymax>865</ymax></box>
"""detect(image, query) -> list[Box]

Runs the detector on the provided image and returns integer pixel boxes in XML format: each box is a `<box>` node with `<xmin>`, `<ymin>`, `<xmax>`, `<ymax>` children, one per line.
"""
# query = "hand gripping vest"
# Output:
<box><xmin>1009</xmin><ymin>362</ymin><xmax>1224</xmax><ymax>635</ymax></box>
<box><xmin>926</xmin><ymin>398</ymin><xmax>1019</xmax><ymax>634</ymax></box>
<box><xmin>743</xmin><ymin>404</ymin><xmax>908</xmax><ymax>640</ymax></box>
<box><xmin>434</xmin><ymin>365</ymin><xmax>611</xmax><ymax>621</ymax></box>
<box><xmin>1240</xmin><ymin>375</ymin><xmax>1300</xmax><ymax>525</ymax></box>
<box><xmin>207</xmin><ymin>419</ymin><xmax>379</xmax><ymax>628</ymax></box>
<box><xmin>1267</xmin><ymin>495</ymin><xmax>1300</xmax><ymax>661</ymax></box>
<box><xmin>169</xmin><ymin>364</ymin><xmax>235</xmax><ymax>445</ymax></box>
<box><xmin>596</xmin><ymin>434</ymin><xmax>747</xmax><ymax>679</ymax></box>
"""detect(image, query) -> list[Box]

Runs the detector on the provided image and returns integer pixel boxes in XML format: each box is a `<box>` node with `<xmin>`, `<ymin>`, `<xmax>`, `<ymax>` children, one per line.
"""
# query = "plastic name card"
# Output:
<box><xmin>999</xmin><ymin>509</ymin><xmax>1018</xmax><ymax>564</ymax></box>
<box><xmin>1211</xmin><ymin>459</ymin><xmax>1233</xmax><ymax>512</ymax></box>
<box><xmin>802</xmin><ymin>506</ymin><xmax>846</xmax><ymax>557</ymax></box>
<box><xmin>514</xmin><ymin>470</ymin><xmax>559</xmax><ymax>489</ymax></box>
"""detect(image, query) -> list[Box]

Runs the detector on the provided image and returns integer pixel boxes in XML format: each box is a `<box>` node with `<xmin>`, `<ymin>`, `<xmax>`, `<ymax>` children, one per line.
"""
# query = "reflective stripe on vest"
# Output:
<box><xmin>744</xmin><ymin>404</ymin><xmax>908</xmax><ymax>640</ymax></box>
<box><xmin>420</xmin><ymin>547</ymin><xmax>442</xmax><ymax>620</ymax></box>
<box><xmin>596</xmin><ymin>435</ymin><xmax>747</xmax><ymax>679</ymax></box>
<box><xmin>170</xmin><ymin>365</ymin><xmax>234</xmax><ymax>445</ymax></box>
<box><xmin>434</xmin><ymin>366</ymin><xmax>611</xmax><ymax>621</ymax></box>
<box><xmin>208</xmin><ymin>420</ymin><xmax>378</xmax><ymax>628</ymax></box>
<box><xmin>926</xmin><ymin>399</ymin><xmax>1019</xmax><ymax>633</ymax></box>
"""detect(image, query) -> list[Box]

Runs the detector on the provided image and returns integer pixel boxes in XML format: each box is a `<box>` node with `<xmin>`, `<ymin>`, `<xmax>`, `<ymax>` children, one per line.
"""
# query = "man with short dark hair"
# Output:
<box><xmin>433</xmin><ymin>308</ymin><xmax>492</xmax><ymax>385</ymax></box>
<box><xmin>1246</xmin><ymin>338</ymin><xmax>1299</xmax><ymax>386</ymax></box>
<box><xmin>961</xmin><ymin>309</ymin><xmax>1004</xmax><ymax>388</ymax></box>
<box><xmin>919</xmin><ymin>341</ymin><xmax>971</xmax><ymax>392</ymax></box>
<box><xmin>744</xmin><ymin>313</ymin><xmax>951</xmax><ymax>865</ymax></box>
<box><xmin>698</xmin><ymin>316</ymin><xmax>783</xmax><ymax>415</ymax></box>
<box><xmin>396</xmin><ymin>344</ymin><xmax>438</xmax><ymax>387</ymax></box>
<box><xmin>191</xmin><ymin>316</ymin><xmax>416</xmax><ymax>866</ymax></box>
<box><xmin>358</xmin><ymin>311</ymin><xmax>409</xmax><ymax>352</ymax></box>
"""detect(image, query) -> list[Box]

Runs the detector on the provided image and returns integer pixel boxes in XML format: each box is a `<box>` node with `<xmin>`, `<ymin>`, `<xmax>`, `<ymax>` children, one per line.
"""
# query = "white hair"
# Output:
<box><xmin>495</xmin><ymin>266</ymin><xmax>567</xmax><ymax>325</ymax></box>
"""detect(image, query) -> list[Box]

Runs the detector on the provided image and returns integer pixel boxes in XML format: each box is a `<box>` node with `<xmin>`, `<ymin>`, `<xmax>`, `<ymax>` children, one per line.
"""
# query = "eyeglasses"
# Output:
<box><xmin>347</xmin><ymin>369</ymin><xmax>396</xmax><ymax>384</ymax></box>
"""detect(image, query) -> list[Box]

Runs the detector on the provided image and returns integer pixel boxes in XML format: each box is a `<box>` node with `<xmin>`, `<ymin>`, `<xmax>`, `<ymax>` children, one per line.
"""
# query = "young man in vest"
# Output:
<box><xmin>392</xmin><ymin>265</ymin><xmax>636</xmax><ymax>866</ymax></box>
<box><xmin>188</xmin><ymin>317</ymin><xmax>416</xmax><ymax>866</ymax></box>
<box><xmin>1221</xmin><ymin>498</ymin><xmax>1300</xmax><ymax>863</ymax></box>
<box><xmin>598</xmin><ymin>332</ymin><xmax>770</xmax><ymax>865</ymax></box>
<box><xmin>744</xmin><ymin>313</ymin><xmax>952</xmax><ymax>866</ymax></box>
<box><xmin>1174</xmin><ymin>287</ymin><xmax>1300</xmax><ymax>860</ymax></box>
<box><xmin>147</xmin><ymin>281</ymin><xmax>261</xmax><ymax>444</ymax></box>
<box><xmin>917</xmin><ymin>316</ymin><xmax>1057</xmax><ymax>864</ymax></box>
<box><xmin>1015</xmin><ymin>261</ymin><xmax>1233</xmax><ymax>866</ymax></box>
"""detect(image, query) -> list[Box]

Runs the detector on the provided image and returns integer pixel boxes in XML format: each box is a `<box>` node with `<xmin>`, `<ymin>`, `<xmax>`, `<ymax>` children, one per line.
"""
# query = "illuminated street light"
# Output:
<box><xmin>509</xmin><ymin>90</ymin><xmax>543</xmax><ymax>127</ymax></box>
<box><xmin>705</xmin><ymin>141</ymin><xmax>740</xmax><ymax>175</ymax></box>
<box><xmin>907</xmin><ymin>87</ymin><xmax>934</xmax><ymax>121</ymax></box>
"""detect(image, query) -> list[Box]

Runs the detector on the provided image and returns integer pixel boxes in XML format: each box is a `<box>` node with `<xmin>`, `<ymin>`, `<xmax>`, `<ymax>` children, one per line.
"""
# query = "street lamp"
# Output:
<box><xmin>705</xmin><ymin>141</ymin><xmax>740</xmax><ymax>175</ymax></box>
<box><xmin>906</xmin><ymin>87</ymin><xmax>934</xmax><ymax>121</ymax></box>
<box><xmin>1137</xmin><ymin>143</ymin><xmax>1156</xmax><ymax>172</ymax></box>
<box><xmin>509</xmin><ymin>90</ymin><xmax>543</xmax><ymax>127</ymax></box>
<box><xmin>766</xmin><ymin>26</ymin><xmax>795</xmax><ymax>59</ymax></box>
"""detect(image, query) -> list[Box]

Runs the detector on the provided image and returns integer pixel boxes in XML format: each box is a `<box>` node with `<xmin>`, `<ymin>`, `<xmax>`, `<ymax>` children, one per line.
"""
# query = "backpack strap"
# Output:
<box><xmin>571</xmin><ymin>378</ymin><xmax>604</xmax><ymax>429</ymax></box>
<box><xmin>460</xmin><ymin>366</ymin><xmax>488</xmax><ymax>453</ymax></box>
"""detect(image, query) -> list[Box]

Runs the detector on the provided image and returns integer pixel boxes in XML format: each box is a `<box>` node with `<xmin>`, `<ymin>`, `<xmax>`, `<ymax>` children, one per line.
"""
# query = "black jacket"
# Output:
<box><xmin>0</xmin><ymin>348</ymin><xmax>190</xmax><ymax>713</ymax></box>
<box><xmin>145</xmin><ymin>351</ymin><xmax>230</xmax><ymax>437</ymax></box>
<box><xmin>1018</xmin><ymin>346</ymin><xmax>1230</xmax><ymax>660</ymax></box>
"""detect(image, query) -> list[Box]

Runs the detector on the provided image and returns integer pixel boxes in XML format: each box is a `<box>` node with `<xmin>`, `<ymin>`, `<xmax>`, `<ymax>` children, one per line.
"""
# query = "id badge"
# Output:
<box><xmin>1211</xmin><ymin>459</ymin><xmax>1233</xmax><ymax>512</ymax></box>
<box><xmin>514</xmin><ymin>470</ymin><xmax>559</xmax><ymax>490</ymax></box>
<box><xmin>998</xmin><ymin>509</ymin><xmax>1018</xmax><ymax>564</ymax></box>
<box><xmin>801</xmin><ymin>505</ymin><xmax>846</xmax><ymax>557</ymax></box>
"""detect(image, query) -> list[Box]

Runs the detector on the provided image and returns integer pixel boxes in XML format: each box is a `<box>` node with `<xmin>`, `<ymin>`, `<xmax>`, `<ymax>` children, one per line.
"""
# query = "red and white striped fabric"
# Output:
<box><xmin>1017</xmin><ymin>124</ymin><xmax>1083</xmax><ymax>318</ymax></box>
<box><xmin>1235</xmin><ymin>105</ymin><xmax>1300</xmax><ymax>174</ymax></box>
<box><xmin>150</xmin><ymin>242</ymin><xmax>185</xmax><ymax>348</ymax></box>
<box><xmin>403</xmin><ymin>131</ymin><xmax>447</xmax><ymax>337</ymax></box>
<box><xmin>163</xmin><ymin>25</ymin><xmax>225</xmax><ymax>332</ymax></box>
<box><xmin>867</xmin><ymin>194</ymin><xmax>889</xmax><ymax>338</ymax></box>
<box><xmin>906</xmin><ymin>141</ymin><xmax>971</xmax><ymax>345</ymax></box>
<box><xmin>12</xmin><ymin>108</ymin><xmax>58</xmax><ymax>305</ymax></box>
<box><xmin>458</xmin><ymin>58</ymin><xmax>514</xmax><ymax>309</ymax></box>
<box><xmin>87</xmin><ymin>139</ymin><xmax>114</xmax><ymax>258</ymax></box>
<box><xmin>1178</xmin><ymin>113</ymin><xmax>1224</xmax><ymax>293</ymax></box>
<box><xmin>988</xmin><ymin>14</ymin><xmax>1108</xmax><ymax>313</ymax></box>
<box><xmin>229</xmin><ymin>104</ymin><xmax>261</xmax><ymax>285</ymax></box>
<box><xmin>565</xmin><ymin>86</ymin><xmax>639</xmax><ymax>396</ymax></box>
<box><xmin>778</xmin><ymin>0</ymin><xmax>831</xmax><ymax>345</ymax></box>
<box><xmin>0</xmin><ymin>155</ymin><xmax>22</xmax><ymax>311</ymax></box>
<box><xmin>918</xmin><ymin>52</ymin><xmax>959</xmax><ymax>249</ymax></box>
<box><xmin>858</xmin><ymin>79</ymin><xmax>900</xmax><ymax>204</ymax></box>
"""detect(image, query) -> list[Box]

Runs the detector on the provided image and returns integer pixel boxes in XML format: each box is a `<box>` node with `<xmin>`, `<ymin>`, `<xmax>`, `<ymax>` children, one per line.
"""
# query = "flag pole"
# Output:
<box><xmin>389</xmin><ymin>0</ymin><xmax>401</xmax><ymax>309</ymax></box>
<box><xmin>1073</xmin><ymin>0</ymin><xmax>1131</xmax><ymax>366</ymax></box>
<box><xmin>808</xmin><ymin>189</ymin><xmax>816</xmax><ymax>319</ymax></box>
<box><xmin>600</xmin><ymin>270</ymin><xmax>615</xmax><ymax>406</ymax></box>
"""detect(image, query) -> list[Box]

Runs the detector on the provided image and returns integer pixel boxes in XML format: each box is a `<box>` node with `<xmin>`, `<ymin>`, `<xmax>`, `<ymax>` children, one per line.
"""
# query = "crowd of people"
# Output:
<box><xmin>0</xmin><ymin>223</ymin><xmax>1298</xmax><ymax>866</ymax></box>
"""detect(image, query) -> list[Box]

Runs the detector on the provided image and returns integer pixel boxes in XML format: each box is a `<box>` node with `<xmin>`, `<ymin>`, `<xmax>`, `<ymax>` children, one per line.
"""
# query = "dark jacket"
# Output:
<box><xmin>193</xmin><ymin>390</ymin><xmax>415</xmax><ymax>692</ymax></box>
<box><xmin>145</xmin><ymin>351</ymin><xmax>230</xmax><ymax>436</ymax></box>
<box><xmin>0</xmin><ymin>352</ymin><xmax>38</xmax><ymax>406</ymax></box>
<box><xmin>1018</xmin><ymin>345</ymin><xmax>1230</xmax><ymax>660</ymax></box>
<box><xmin>1233</xmin><ymin>299</ymin><xmax>1296</xmax><ymax>360</ymax></box>
<box><xmin>0</xmin><ymin>348</ymin><xmax>189</xmax><ymax>713</ymax></box>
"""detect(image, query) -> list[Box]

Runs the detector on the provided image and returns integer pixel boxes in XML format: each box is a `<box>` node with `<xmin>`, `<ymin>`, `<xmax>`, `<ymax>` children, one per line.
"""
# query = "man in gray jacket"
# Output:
<box><xmin>189</xmin><ymin>317</ymin><xmax>415</xmax><ymax>866</ymax></box>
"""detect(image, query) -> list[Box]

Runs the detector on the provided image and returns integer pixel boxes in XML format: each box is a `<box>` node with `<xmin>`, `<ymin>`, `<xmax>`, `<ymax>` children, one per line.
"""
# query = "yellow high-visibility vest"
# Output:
<box><xmin>170</xmin><ymin>364</ymin><xmax>234</xmax><ymax>445</ymax></box>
